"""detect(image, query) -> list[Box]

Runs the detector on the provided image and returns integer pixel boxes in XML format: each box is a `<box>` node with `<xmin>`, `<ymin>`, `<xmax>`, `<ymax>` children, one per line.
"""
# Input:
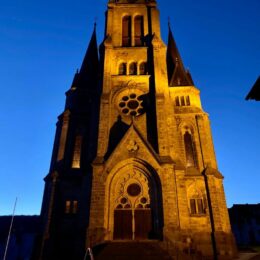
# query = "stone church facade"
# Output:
<box><xmin>37</xmin><ymin>0</ymin><xmax>237</xmax><ymax>259</ymax></box>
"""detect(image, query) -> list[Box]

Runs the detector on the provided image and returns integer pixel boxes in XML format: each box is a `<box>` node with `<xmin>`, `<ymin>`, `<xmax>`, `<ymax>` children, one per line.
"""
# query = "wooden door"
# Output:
<box><xmin>134</xmin><ymin>209</ymin><xmax>152</xmax><ymax>239</ymax></box>
<box><xmin>113</xmin><ymin>209</ymin><xmax>132</xmax><ymax>240</ymax></box>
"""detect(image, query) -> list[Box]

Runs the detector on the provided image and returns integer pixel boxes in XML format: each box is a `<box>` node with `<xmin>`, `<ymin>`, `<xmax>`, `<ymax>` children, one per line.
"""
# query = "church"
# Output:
<box><xmin>36</xmin><ymin>0</ymin><xmax>237</xmax><ymax>259</ymax></box>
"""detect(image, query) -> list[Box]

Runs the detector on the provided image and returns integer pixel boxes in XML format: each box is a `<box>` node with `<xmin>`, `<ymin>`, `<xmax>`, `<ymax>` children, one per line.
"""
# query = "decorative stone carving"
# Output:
<box><xmin>127</xmin><ymin>140</ymin><xmax>139</xmax><ymax>152</ymax></box>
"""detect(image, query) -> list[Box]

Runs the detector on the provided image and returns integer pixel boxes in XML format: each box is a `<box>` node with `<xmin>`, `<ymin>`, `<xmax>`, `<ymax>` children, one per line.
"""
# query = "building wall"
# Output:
<box><xmin>38</xmin><ymin>0</ymin><xmax>237</xmax><ymax>259</ymax></box>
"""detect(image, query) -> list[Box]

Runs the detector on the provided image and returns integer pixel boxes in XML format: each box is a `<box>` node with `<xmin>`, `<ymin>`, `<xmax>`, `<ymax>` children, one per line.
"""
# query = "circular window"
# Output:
<box><xmin>128</xmin><ymin>100</ymin><xmax>139</xmax><ymax>109</ymax></box>
<box><xmin>117</xmin><ymin>93</ymin><xmax>145</xmax><ymax>117</ymax></box>
<box><xmin>140</xmin><ymin>197</ymin><xmax>147</xmax><ymax>204</ymax></box>
<box><xmin>130</xmin><ymin>93</ymin><xmax>136</xmax><ymax>99</ymax></box>
<box><xmin>127</xmin><ymin>183</ymin><xmax>141</xmax><ymax>197</ymax></box>
<box><xmin>120</xmin><ymin>197</ymin><xmax>127</xmax><ymax>204</ymax></box>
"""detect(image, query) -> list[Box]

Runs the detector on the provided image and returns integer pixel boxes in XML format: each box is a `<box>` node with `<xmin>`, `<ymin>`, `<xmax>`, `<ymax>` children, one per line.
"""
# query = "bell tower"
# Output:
<box><xmin>37</xmin><ymin>0</ymin><xmax>237</xmax><ymax>259</ymax></box>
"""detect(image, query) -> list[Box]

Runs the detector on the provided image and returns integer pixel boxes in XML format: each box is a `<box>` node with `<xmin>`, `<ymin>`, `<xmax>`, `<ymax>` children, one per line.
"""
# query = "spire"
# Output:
<box><xmin>79</xmin><ymin>23</ymin><xmax>99</xmax><ymax>78</ymax></box>
<box><xmin>166</xmin><ymin>23</ymin><xmax>194</xmax><ymax>87</ymax></box>
<box><xmin>72</xmin><ymin>23</ymin><xmax>99</xmax><ymax>90</ymax></box>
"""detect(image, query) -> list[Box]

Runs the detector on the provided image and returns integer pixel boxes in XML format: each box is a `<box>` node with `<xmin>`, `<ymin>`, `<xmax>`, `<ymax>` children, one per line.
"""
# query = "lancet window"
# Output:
<box><xmin>72</xmin><ymin>135</ymin><xmax>82</xmax><ymax>168</ymax></box>
<box><xmin>134</xmin><ymin>16</ymin><xmax>144</xmax><ymax>46</ymax></box>
<box><xmin>184</xmin><ymin>130</ymin><xmax>197</xmax><ymax>167</ymax></box>
<box><xmin>122</xmin><ymin>16</ymin><xmax>132</xmax><ymax>46</ymax></box>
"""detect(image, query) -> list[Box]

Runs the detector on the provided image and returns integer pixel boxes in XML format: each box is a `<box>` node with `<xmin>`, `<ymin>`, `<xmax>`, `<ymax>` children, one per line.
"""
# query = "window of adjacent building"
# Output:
<box><xmin>65</xmin><ymin>200</ymin><xmax>78</xmax><ymax>214</ymax></box>
<box><xmin>119</xmin><ymin>63</ymin><xmax>127</xmax><ymax>75</ymax></box>
<box><xmin>129</xmin><ymin>62</ymin><xmax>137</xmax><ymax>75</ymax></box>
<box><xmin>122</xmin><ymin>16</ymin><xmax>131</xmax><ymax>46</ymax></box>
<box><xmin>190</xmin><ymin>198</ymin><xmax>205</xmax><ymax>215</ymax></box>
<box><xmin>72</xmin><ymin>135</ymin><xmax>82</xmax><ymax>168</ymax></box>
<box><xmin>139</xmin><ymin>62</ymin><xmax>147</xmax><ymax>75</ymax></box>
<box><xmin>72</xmin><ymin>200</ymin><xmax>78</xmax><ymax>214</ymax></box>
<box><xmin>65</xmin><ymin>201</ymin><xmax>71</xmax><ymax>214</ymax></box>
<box><xmin>184</xmin><ymin>131</ymin><xmax>196</xmax><ymax>167</ymax></box>
<box><xmin>134</xmin><ymin>16</ymin><xmax>144</xmax><ymax>46</ymax></box>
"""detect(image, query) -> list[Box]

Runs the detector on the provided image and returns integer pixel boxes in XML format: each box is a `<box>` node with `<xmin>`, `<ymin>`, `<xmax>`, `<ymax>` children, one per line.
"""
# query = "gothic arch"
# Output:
<box><xmin>178</xmin><ymin>122</ymin><xmax>198</xmax><ymax>167</ymax></box>
<box><xmin>186</xmin><ymin>181</ymin><xmax>207</xmax><ymax>215</ymax></box>
<box><xmin>104</xmin><ymin>158</ymin><xmax>163</xmax><ymax>240</ymax></box>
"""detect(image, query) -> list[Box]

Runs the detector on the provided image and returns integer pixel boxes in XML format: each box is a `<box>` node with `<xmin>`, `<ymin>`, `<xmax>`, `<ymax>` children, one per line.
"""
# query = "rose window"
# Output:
<box><xmin>118</xmin><ymin>93</ymin><xmax>144</xmax><ymax>117</ymax></box>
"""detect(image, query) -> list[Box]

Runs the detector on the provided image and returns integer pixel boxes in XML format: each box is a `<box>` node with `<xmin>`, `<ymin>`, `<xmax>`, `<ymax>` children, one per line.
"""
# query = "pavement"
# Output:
<box><xmin>238</xmin><ymin>253</ymin><xmax>260</xmax><ymax>260</ymax></box>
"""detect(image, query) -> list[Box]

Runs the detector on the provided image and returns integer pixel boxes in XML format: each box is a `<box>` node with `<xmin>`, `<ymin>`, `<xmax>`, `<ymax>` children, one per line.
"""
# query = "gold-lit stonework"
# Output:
<box><xmin>38</xmin><ymin>0</ymin><xmax>237</xmax><ymax>259</ymax></box>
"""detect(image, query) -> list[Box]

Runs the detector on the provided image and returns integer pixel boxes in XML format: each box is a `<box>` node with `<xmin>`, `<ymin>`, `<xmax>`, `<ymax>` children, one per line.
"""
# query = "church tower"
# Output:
<box><xmin>37</xmin><ymin>0</ymin><xmax>237</xmax><ymax>259</ymax></box>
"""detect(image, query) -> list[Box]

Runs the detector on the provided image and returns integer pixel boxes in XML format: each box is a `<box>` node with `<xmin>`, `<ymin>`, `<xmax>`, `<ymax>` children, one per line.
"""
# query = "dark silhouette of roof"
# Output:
<box><xmin>246</xmin><ymin>76</ymin><xmax>260</xmax><ymax>101</ymax></box>
<box><xmin>166</xmin><ymin>24</ymin><xmax>194</xmax><ymax>87</ymax></box>
<box><xmin>0</xmin><ymin>215</ymin><xmax>40</xmax><ymax>242</ymax></box>
<box><xmin>71</xmin><ymin>23</ymin><xmax>99</xmax><ymax>90</ymax></box>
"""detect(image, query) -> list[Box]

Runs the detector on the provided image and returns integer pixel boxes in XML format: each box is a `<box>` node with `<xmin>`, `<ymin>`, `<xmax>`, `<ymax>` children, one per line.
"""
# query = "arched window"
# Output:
<box><xmin>122</xmin><ymin>16</ymin><xmax>131</xmax><ymax>46</ymax></box>
<box><xmin>129</xmin><ymin>62</ymin><xmax>137</xmax><ymax>75</ymax></box>
<box><xmin>119</xmin><ymin>63</ymin><xmax>127</xmax><ymax>75</ymax></box>
<box><xmin>186</xmin><ymin>96</ymin><xmax>191</xmax><ymax>106</ymax></box>
<box><xmin>72</xmin><ymin>135</ymin><xmax>82</xmax><ymax>168</ymax></box>
<box><xmin>139</xmin><ymin>62</ymin><xmax>147</xmax><ymax>75</ymax></box>
<box><xmin>180</xmin><ymin>96</ymin><xmax>185</xmax><ymax>106</ymax></box>
<box><xmin>190</xmin><ymin>198</ymin><xmax>205</xmax><ymax>215</ymax></box>
<box><xmin>184</xmin><ymin>131</ymin><xmax>196</xmax><ymax>167</ymax></box>
<box><xmin>134</xmin><ymin>16</ymin><xmax>144</xmax><ymax>46</ymax></box>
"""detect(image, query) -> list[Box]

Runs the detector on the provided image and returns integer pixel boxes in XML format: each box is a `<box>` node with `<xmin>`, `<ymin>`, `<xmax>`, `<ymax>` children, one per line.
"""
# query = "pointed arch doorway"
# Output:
<box><xmin>107</xmin><ymin>163</ymin><xmax>162</xmax><ymax>241</ymax></box>
<box><xmin>113</xmin><ymin>182</ymin><xmax>152</xmax><ymax>240</ymax></box>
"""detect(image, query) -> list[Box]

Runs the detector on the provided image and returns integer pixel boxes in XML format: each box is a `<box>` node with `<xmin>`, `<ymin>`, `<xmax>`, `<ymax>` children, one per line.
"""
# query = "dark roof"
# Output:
<box><xmin>0</xmin><ymin>215</ymin><xmax>40</xmax><ymax>242</ymax></box>
<box><xmin>246</xmin><ymin>76</ymin><xmax>260</xmax><ymax>101</ymax></box>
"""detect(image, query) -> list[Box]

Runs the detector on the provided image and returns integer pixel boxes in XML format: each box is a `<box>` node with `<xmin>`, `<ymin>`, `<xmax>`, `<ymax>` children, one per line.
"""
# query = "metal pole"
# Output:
<box><xmin>3</xmin><ymin>197</ymin><xmax>18</xmax><ymax>260</ymax></box>
<box><xmin>83</xmin><ymin>247</ymin><xmax>94</xmax><ymax>260</ymax></box>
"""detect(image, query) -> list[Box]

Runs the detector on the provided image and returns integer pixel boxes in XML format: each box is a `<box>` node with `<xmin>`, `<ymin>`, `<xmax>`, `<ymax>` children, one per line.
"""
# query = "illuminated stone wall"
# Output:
<box><xmin>39</xmin><ymin>1</ymin><xmax>237</xmax><ymax>259</ymax></box>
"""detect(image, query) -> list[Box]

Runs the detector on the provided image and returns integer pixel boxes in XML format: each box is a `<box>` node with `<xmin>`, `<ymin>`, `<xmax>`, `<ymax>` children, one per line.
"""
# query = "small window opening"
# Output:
<box><xmin>65</xmin><ymin>200</ymin><xmax>78</xmax><ymax>214</ymax></box>
<box><xmin>175</xmin><ymin>96</ymin><xmax>180</xmax><ymax>106</ymax></box>
<box><xmin>72</xmin><ymin>200</ymin><xmax>78</xmax><ymax>214</ymax></box>
<box><xmin>72</xmin><ymin>135</ymin><xmax>82</xmax><ymax>168</ymax></box>
<box><xmin>139</xmin><ymin>62</ymin><xmax>147</xmax><ymax>75</ymax></box>
<box><xmin>180</xmin><ymin>96</ymin><xmax>185</xmax><ymax>106</ymax></box>
<box><xmin>129</xmin><ymin>62</ymin><xmax>137</xmax><ymax>75</ymax></box>
<box><xmin>65</xmin><ymin>201</ymin><xmax>71</xmax><ymax>214</ymax></box>
<box><xmin>186</xmin><ymin>96</ymin><xmax>191</xmax><ymax>106</ymax></box>
<box><xmin>190</xmin><ymin>198</ymin><xmax>205</xmax><ymax>215</ymax></box>
<box><xmin>119</xmin><ymin>63</ymin><xmax>127</xmax><ymax>75</ymax></box>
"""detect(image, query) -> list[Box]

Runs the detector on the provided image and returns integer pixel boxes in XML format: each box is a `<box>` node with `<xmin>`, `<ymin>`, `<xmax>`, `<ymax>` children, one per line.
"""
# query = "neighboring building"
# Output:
<box><xmin>246</xmin><ymin>76</ymin><xmax>260</xmax><ymax>101</ymax></box>
<box><xmin>36</xmin><ymin>0</ymin><xmax>237</xmax><ymax>259</ymax></box>
<box><xmin>0</xmin><ymin>216</ymin><xmax>40</xmax><ymax>260</ymax></box>
<box><xmin>229</xmin><ymin>204</ymin><xmax>260</xmax><ymax>246</ymax></box>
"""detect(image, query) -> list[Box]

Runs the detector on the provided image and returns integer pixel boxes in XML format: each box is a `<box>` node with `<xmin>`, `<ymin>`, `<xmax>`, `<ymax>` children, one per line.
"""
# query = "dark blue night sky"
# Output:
<box><xmin>0</xmin><ymin>0</ymin><xmax>259</xmax><ymax>215</ymax></box>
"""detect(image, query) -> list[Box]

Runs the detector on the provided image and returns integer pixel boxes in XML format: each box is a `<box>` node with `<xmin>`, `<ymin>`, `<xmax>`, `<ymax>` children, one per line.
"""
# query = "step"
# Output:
<box><xmin>91</xmin><ymin>241</ymin><xmax>173</xmax><ymax>260</ymax></box>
